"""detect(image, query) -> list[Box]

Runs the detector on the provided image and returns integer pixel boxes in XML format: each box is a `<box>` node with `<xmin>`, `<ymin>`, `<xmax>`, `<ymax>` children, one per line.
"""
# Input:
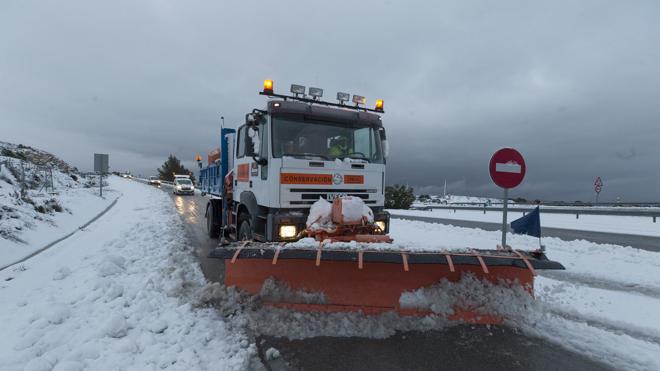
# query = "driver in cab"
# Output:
<box><xmin>328</xmin><ymin>136</ymin><xmax>351</xmax><ymax>157</ymax></box>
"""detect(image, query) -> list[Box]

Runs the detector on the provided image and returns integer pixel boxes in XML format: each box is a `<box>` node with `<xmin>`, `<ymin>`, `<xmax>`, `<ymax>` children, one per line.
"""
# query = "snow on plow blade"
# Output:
<box><xmin>209</xmin><ymin>243</ymin><xmax>564</xmax><ymax>324</ymax></box>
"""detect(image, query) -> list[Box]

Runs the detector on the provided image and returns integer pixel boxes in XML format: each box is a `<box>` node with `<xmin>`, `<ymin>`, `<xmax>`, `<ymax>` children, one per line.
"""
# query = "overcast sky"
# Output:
<box><xmin>2</xmin><ymin>0</ymin><xmax>659</xmax><ymax>201</ymax></box>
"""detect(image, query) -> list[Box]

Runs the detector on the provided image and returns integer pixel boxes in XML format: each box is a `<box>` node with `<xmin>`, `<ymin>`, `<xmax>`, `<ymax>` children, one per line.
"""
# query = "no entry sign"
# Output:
<box><xmin>489</xmin><ymin>147</ymin><xmax>527</xmax><ymax>249</ymax></box>
<box><xmin>489</xmin><ymin>148</ymin><xmax>526</xmax><ymax>189</ymax></box>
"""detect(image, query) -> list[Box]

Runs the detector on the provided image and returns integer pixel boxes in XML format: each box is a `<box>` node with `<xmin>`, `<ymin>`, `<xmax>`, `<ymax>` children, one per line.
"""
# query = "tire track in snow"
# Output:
<box><xmin>539</xmin><ymin>271</ymin><xmax>660</xmax><ymax>299</ymax></box>
<box><xmin>543</xmin><ymin>307</ymin><xmax>660</xmax><ymax>346</ymax></box>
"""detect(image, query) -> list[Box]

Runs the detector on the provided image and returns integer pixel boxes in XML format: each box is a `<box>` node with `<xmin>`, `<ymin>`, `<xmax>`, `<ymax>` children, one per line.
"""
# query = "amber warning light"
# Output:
<box><xmin>375</xmin><ymin>99</ymin><xmax>384</xmax><ymax>112</ymax></box>
<box><xmin>263</xmin><ymin>79</ymin><xmax>274</xmax><ymax>94</ymax></box>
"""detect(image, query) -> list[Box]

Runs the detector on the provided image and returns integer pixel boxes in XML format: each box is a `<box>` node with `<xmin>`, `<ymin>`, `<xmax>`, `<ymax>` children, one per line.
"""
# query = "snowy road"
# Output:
<box><xmin>162</xmin><ymin>189</ymin><xmax>622</xmax><ymax>371</ymax></box>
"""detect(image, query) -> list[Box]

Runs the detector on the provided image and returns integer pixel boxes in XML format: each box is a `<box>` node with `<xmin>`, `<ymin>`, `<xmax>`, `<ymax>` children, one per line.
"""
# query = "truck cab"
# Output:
<box><xmin>204</xmin><ymin>81</ymin><xmax>390</xmax><ymax>242</ymax></box>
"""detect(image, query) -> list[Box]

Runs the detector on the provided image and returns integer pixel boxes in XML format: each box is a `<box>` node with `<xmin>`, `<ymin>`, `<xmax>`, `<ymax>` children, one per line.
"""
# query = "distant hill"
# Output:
<box><xmin>0</xmin><ymin>141</ymin><xmax>90</xmax><ymax>243</ymax></box>
<box><xmin>0</xmin><ymin>141</ymin><xmax>76</xmax><ymax>173</ymax></box>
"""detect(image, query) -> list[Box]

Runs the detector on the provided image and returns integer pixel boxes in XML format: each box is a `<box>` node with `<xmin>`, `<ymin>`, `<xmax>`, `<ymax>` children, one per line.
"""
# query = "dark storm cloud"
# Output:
<box><xmin>1</xmin><ymin>0</ymin><xmax>659</xmax><ymax>201</ymax></box>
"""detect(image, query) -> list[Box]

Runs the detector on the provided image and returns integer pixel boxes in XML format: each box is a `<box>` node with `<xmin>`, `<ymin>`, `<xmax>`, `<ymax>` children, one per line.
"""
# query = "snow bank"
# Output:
<box><xmin>0</xmin><ymin>154</ymin><xmax>117</xmax><ymax>267</ymax></box>
<box><xmin>391</xmin><ymin>207</ymin><xmax>660</xmax><ymax>237</ymax></box>
<box><xmin>0</xmin><ymin>179</ymin><xmax>254</xmax><ymax>370</ymax></box>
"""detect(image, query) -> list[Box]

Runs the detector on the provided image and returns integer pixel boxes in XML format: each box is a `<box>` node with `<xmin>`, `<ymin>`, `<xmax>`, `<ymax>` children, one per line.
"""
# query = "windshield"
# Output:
<box><xmin>272</xmin><ymin>116</ymin><xmax>384</xmax><ymax>163</ymax></box>
<box><xmin>176</xmin><ymin>179</ymin><xmax>192</xmax><ymax>185</ymax></box>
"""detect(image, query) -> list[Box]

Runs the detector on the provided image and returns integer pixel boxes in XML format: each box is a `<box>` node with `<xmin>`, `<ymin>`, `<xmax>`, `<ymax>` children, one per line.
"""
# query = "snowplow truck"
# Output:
<box><xmin>200</xmin><ymin>80</ymin><xmax>564</xmax><ymax>322</ymax></box>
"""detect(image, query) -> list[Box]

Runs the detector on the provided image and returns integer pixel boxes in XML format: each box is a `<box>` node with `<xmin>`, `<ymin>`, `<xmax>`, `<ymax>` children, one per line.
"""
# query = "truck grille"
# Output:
<box><xmin>288</xmin><ymin>188</ymin><xmax>378</xmax><ymax>205</ymax></box>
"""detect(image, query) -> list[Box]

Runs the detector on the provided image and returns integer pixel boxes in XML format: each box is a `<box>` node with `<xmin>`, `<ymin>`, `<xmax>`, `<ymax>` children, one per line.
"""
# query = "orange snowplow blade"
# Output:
<box><xmin>211</xmin><ymin>246</ymin><xmax>564</xmax><ymax>324</ymax></box>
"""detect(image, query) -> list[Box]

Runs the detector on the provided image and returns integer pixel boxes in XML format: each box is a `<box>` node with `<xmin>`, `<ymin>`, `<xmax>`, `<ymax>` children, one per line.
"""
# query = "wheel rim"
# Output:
<box><xmin>239</xmin><ymin>221</ymin><xmax>251</xmax><ymax>241</ymax></box>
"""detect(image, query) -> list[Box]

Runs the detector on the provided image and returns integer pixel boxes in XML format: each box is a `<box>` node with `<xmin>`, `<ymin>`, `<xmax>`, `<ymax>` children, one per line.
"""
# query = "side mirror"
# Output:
<box><xmin>379</xmin><ymin>128</ymin><xmax>389</xmax><ymax>159</ymax></box>
<box><xmin>246</xmin><ymin>126</ymin><xmax>268</xmax><ymax>165</ymax></box>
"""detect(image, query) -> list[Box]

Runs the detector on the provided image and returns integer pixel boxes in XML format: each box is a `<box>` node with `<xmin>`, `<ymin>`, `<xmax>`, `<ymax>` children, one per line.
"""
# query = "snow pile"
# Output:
<box><xmin>259</xmin><ymin>277</ymin><xmax>327</xmax><ymax>305</ymax></box>
<box><xmin>200</xmin><ymin>281</ymin><xmax>451</xmax><ymax>340</ymax></box>
<box><xmin>399</xmin><ymin>273</ymin><xmax>532</xmax><ymax>316</ymax></box>
<box><xmin>0</xmin><ymin>178</ymin><xmax>254</xmax><ymax>370</ymax></box>
<box><xmin>306</xmin><ymin>197</ymin><xmax>333</xmax><ymax>230</ymax></box>
<box><xmin>306</xmin><ymin>197</ymin><xmax>374</xmax><ymax>230</ymax></box>
<box><xmin>332</xmin><ymin>196</ymin><xmax>374</xmax><ymax>224</ymax></box>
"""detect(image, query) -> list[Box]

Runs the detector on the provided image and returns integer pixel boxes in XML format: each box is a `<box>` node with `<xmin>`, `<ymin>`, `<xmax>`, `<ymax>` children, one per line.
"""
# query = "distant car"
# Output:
<box><xmin>173</xmin><ymin>177</ymin><xmax>194</xmax><ymax>195</ymax></box>
<box><xmin>148</xmin><ymin>176</ymin><xmax>161</xmax><ymax>186</ymax></box>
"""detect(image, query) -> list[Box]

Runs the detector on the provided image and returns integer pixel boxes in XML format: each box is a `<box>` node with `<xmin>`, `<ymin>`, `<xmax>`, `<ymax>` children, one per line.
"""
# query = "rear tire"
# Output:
<box><xmin>207</xmin><ymin>204</ymin><xmax>220</xmax><ymax>238</ymax></box>
<box><xmin>238</xmin><ymin>214</ymin><xmax>252</xmax><ymax>241</ymax></box>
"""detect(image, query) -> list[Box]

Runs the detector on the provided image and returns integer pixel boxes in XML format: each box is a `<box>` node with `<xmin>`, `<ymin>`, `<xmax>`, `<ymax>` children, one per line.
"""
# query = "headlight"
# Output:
<box><xmin>176</xmin><ymin>185</ymin><xmax>182</xmax><ymax>190</ymax></box>
<box><xmin>375</xmin><ymin>221</ymin><xmax>386</xmax><ymax>232</ymax></box>
<box><xmin>279</xmin><ymin>225</ymin><xmax>297</xmax><ymax>239</ymax></box>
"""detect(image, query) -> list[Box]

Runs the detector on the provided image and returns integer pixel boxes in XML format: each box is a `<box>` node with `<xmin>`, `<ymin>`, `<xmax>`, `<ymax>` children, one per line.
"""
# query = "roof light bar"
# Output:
<box><xmin>259</xmin><ymin>80</ymin><xmax>384</xmax><ymax>113</ymax></box>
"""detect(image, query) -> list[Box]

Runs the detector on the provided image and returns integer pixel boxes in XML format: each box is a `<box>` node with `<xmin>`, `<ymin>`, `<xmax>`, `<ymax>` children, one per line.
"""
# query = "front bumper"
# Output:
<box><xmin>265</xmin><ymin>208</ymin><xmax>390</xmax><ymax>242</ymax></box>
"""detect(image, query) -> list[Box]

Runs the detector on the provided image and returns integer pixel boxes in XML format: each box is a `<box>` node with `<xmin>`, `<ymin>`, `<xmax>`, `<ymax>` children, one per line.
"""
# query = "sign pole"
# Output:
<box><xmin>489</xmin><ymin>148</ymin><xmax>526</xmax><ymax>251</ymax></box>
<box><xmin>501</xmin><ymin>188</ymin><xmax>508</xmax><ymax>248</ymax></box>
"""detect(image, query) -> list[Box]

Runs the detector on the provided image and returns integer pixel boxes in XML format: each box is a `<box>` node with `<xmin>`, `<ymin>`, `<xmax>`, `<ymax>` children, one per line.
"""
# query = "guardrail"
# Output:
<box><xmin>416</xmin><ymin>201</ymin><xmax>660</xmax><ymax>207</ymax></box>
<box><xmin>410</xmin><ymin>205</ymin><xmax>660</xmax><ymax>223</ymax></box>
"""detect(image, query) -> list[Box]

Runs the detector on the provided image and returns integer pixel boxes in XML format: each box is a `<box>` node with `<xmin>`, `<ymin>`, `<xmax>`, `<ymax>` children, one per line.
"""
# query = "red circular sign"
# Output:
<box><xmin>489</xmin><ymin>148</ymin><xmax>526</xmax><ymax>189</ymax></box>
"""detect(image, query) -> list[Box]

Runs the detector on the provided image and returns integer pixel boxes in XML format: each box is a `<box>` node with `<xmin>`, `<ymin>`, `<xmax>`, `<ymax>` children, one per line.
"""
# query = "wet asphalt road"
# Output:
<box><xmin>392</xmin><ymin>213</ymin><xmax>660</xmax><ymax>252</ymax></box>
<box><xmin>162</xmin><ymin>186</ymin><xmax>610</xmax><ymax>371</ymax></box>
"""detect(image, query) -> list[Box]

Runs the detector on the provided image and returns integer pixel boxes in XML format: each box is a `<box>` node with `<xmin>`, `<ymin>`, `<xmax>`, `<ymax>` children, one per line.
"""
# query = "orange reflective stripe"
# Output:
<box><xmin>401</xmin><ymin>253</ymin><xmax>409</xmax><ymax>272</ymax></box>
<box><xmin>514</xmin><ymin>250</ymin><xmax>537</xmax><ymax>276</ymax></box>
<box><xmin>445</xmin><ymin>254</ymin><xmax>455</xmax><ymax>272</ymax></box>
<box><xmin>472</xmin><ymin>250</ymin><xmax>489</xmax><ymax>274</ymax></box>
<box><xmin>231</xmin><ymin>241</ymin><xmax>250</xmax><ymax>263</ymax></box>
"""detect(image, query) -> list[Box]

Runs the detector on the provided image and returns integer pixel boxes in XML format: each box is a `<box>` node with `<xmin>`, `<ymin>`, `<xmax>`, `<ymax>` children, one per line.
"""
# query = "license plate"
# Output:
<box><xmin>326</xmin><ymin>192</ymin><xmax>347</xmax><ymax>200</ymax></box>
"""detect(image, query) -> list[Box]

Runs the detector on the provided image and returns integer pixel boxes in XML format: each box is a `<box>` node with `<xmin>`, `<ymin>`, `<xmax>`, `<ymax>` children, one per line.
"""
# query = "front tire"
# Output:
<box><xmin>207</xmin><ymin>204</ymin><xmax>220</xmax><ymax>238</ymax></box>
<box><xmin>238</xmin><ymin>214</ymin><xmax>252</xmax><ymax>241</ymax></box>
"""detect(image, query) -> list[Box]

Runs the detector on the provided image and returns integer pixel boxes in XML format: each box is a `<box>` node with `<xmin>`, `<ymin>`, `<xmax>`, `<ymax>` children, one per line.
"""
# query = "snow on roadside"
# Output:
<box><xmin>0</xmin><ymin>156</ymin><xmax>118</xmax><ymax>268</ymax></box>
<box><xmin>387</xmin><ymin>218</ymin><xmax>660</xmax><ymax>370</ymax></box>
<box><xmin>390</xmin><ymin>208</ymin><xmax>660</xmax><ymax>237</ymax></box>
<box><xmin>389</xmin><ymin>219</ymin><xmax>660</xmax><ymax>291</ymax></box>
<box><xmin>0</xmin><ymin>179</ymin><xmax>253</xmax><ymax>370</ymax></box>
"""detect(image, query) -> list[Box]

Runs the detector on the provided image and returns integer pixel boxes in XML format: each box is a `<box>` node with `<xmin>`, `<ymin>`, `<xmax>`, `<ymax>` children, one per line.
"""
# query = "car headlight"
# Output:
<box><xmin>279</xmin><ymin>225</ymin><xmax>297</xmax><ymax>239</ymax></box>
<box><xmin>375</xmin><ymin>221</ymin><xmax>387</xmax><ymax>232</ymax></box>
<box><xmin>176</xmin><ymin>185</ymin><xmax>182</xmax><ymax>190</ymax></box>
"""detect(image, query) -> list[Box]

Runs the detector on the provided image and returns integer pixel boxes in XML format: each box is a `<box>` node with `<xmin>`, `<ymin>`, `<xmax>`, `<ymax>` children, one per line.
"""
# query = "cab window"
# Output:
<box><xmin>236</xmin><ymin>126</ymin><xmax>246</xmax><ymax>158</ymax></box>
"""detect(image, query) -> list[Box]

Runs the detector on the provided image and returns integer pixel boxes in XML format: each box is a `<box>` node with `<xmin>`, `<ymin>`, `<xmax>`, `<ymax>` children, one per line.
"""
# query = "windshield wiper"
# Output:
<box><xmin>282</xmin><ymin>152</ymin><xmax>331</xmax><ymax>161</ymax></box>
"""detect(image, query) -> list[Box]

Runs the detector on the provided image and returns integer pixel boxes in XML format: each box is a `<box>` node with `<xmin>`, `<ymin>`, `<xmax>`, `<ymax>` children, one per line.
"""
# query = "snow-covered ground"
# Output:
<box><xmin>2</xmin><ymin>174</ymin><xmax>659</xmax><ymax>370</ymax></box>
<box><xmin>388</xmin><ymin>219</ymin><xmax>660</xmax><ymax>370</ymax></box>
<box><xmin>413</xmin><ymin>194</ymin><xmax>504</xmax><ymax>206</ymax></box>
<box><xmin>390</xmin><ymin>208</ymin><xmax>660</xmax><ymax>237</ymax></box>
<box><xmin>0</xmin><ymin>178</ymin><xmax>254</xmax><ymax>370</ymax></box>
<box><xmin>0</xmin><ymin>157</ymin><xmax>118</xmax><ymax>268</ymax></box>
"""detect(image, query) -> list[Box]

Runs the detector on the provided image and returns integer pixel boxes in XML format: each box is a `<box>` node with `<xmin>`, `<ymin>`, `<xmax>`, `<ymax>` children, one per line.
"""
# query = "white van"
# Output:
<box><xmin>173</xmin><ymin>177</ymin><xmax>194</xmax><ymax>195</ymax></box>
